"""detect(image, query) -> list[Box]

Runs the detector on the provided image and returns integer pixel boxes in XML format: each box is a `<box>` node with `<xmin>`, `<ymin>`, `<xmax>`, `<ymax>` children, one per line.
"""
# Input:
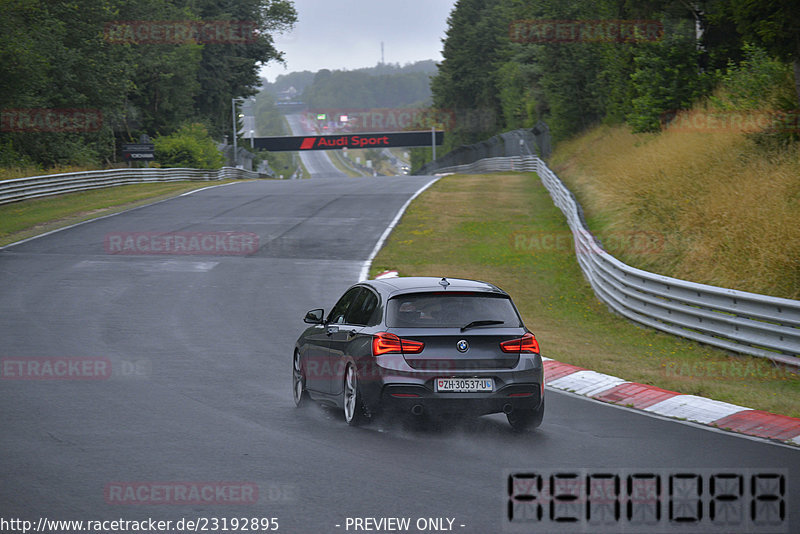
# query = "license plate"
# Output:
<box><xmin>435</xmin><ymin>378</ymin><xmax>494</xmax><ymax>393</ymax></box>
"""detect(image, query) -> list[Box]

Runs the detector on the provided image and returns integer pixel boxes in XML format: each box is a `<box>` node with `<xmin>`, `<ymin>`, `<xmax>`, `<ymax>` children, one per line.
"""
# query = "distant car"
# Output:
<box><xmin>400</xmin><ymin>165</ymin><xmax>410</xmax><ymax>175</ymax></box>
<box><xmin>292</xmin><ymin>277</ymin><xmax>545</xmax><ymax>430</ymax></box>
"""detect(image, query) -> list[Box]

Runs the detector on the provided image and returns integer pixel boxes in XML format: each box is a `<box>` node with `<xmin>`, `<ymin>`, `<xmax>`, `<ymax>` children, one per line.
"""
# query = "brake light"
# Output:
<box><xmin>401</xmin><ymin>338</ymin><xmax>424</xmax><ymax>354</ymax></box>
<box><xmin>500</xmin><ymin>333</ymin><xmax>540</xmax><ymax>354</ymax></box>
<box><xmin>372</xmin><ymin>332</ymin><xmax>424</xmax><ymax>355</ymax></box>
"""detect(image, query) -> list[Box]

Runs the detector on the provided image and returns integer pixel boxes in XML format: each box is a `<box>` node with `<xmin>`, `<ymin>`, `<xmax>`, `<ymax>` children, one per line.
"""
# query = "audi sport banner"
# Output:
<box><xmin>252</xmin><ymin>131</ymin><xmax>444</xmax><ymax>151</ymax></box>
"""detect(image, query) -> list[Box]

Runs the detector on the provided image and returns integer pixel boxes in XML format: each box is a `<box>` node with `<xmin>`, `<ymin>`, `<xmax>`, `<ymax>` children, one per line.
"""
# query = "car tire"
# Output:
<box><xmin>506</xmin><ymin>398</ymin><xmax>545</xmax><ymax>432</ymax></box>
<box><xmin>292</xmin><ymin>350</ymin><xmax>310</xmax><ymax>407</ymax></box>
<box><xmin>343</xmin><ymin>363</ymin><xmax>369</xmax><ymax>426</ymax></box>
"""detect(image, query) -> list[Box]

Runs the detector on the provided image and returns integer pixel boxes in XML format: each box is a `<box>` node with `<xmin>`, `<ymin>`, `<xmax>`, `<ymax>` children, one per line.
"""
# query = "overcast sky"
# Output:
<box><xmin>260</xmin><ymin>0</ymin><xmax>457</xmax><ymax>82</ymax></box>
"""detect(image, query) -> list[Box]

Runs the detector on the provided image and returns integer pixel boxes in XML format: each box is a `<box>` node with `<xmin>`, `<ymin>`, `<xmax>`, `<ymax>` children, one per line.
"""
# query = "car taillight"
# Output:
<box><xmin>500</xmin><ymin>333</ymin><xmax>540</xmax><ymax>354</ymax></box>
<box><xmin>372</xmin><ymin>332</ymin><xmax>424</xmax><ymax>355</ymax></box>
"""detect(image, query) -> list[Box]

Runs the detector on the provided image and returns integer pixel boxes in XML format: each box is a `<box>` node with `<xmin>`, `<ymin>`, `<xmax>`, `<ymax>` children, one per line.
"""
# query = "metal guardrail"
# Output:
<box><xmin>0</xmin><ymin>167</ymin><xmax>261</xmax><ymax>205</ymax></box>
<box><xmin>431</xmin><ymin>155</ymin><xmax>800</xmax><ymax>367</ymax></box>
<box><xmin>416</xmin><ymin>127</ymin><xmax>551</xmax><ymax>175</ymax></box>
<box><xmin>429</xmin><ymin>156</ymin><xmax>539</xmax><ymax>175</ymax></box>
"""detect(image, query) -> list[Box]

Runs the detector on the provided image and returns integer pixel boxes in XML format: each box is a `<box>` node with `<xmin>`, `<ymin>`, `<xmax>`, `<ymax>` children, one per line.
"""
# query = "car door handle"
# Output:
<box><xmin>326</xmin><ymin>325</ymin><xmax>339</xmax><ymax>335</ymax></box>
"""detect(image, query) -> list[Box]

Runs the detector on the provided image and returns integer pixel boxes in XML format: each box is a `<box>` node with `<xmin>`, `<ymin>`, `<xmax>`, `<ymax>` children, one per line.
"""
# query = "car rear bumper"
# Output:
<box><xmin>357</xmin><ymin>356</ymin><xmax>544</xmax><ymax>417</ymax></box>
<box><xmin>379</xmin><ymin>383</ymin><xmax>543</xmax><ymax>416</ymax></box>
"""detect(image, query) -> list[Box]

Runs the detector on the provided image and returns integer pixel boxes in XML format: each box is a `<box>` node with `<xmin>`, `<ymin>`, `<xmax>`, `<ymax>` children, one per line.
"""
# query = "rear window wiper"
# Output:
<box><xmin>460</xmin><ymin>319</ymin><xmax>505</xmax><ymax>332</ymax></box>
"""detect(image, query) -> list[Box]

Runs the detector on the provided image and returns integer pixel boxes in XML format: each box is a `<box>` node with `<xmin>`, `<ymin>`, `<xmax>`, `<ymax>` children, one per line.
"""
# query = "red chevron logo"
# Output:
<box><xmin>299</xmin><ymin>137</ymin><xmax>316</xmax><ymax>150</ymax></box>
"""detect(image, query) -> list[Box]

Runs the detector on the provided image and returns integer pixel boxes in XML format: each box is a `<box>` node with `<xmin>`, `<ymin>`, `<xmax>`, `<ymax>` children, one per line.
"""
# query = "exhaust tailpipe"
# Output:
<box><xmin>411</xmin><ymin>404</ymin><xmax>424</xmax><ymax>416</ymax></box>
<box><xmin>503</xmin><ymin>403</ymin><xmax>513</xmax><ymax>414</ymax></box>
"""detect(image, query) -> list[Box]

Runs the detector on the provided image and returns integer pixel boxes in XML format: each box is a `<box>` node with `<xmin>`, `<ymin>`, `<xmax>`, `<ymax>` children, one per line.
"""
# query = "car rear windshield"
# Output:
<box><xmin>386</xmin><ymin>292</ymin><xmax>522</xmax><ymax>328</ymax></box>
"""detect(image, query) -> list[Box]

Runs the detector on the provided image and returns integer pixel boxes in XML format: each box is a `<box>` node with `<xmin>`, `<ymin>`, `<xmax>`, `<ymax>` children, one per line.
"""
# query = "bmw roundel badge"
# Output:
<box><xmin>456</xmin><ymin>339</ymin><xmax>469</xmax><ymax>353</ymax></box>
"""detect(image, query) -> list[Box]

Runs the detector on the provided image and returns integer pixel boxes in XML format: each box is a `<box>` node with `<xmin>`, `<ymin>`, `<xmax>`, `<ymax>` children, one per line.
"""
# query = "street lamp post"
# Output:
<box><xmin>231</xmin><ymin>97</ymin><xmax>245</xmax><ymax>168</ymax></box>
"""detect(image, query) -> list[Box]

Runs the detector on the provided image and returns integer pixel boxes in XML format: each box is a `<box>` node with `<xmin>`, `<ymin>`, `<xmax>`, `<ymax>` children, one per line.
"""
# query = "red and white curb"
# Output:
<box><xmin>543</xmin><ymin>357</ymin><xmax>800</xmax><ymax>446</ymax></box>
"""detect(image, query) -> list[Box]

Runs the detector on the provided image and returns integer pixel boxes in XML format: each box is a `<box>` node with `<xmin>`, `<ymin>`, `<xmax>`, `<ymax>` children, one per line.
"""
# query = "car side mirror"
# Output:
<box><xmin>304</xmin><ymin>308</ymin><xmax>325</xmax><ymax>324</ymax></box>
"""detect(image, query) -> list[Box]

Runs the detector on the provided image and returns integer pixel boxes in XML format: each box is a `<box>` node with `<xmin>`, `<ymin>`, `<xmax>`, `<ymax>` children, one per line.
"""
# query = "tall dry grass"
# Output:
<box><xmin>551</xmin><ymin>124</ymin><xmax>800</xmax><ymax>299</ymax></box>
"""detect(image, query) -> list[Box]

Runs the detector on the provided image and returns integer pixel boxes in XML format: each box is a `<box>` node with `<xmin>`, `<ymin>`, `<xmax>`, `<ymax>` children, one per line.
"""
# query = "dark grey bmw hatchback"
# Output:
<box><xmin>292</xmin><ymin>277</ymin><xmax>545</xmax><ymax>430</ymax></box>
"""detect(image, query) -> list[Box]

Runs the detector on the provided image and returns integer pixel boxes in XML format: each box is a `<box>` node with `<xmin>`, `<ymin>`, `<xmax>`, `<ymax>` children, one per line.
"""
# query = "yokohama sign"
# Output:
<box><xmin>252</xmin><ymin>131</ymin><xmax>444</xmax><ymax>151</ymax></box>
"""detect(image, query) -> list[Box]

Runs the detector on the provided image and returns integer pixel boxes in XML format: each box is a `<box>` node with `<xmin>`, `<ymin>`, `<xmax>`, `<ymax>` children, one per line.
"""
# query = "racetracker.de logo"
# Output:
<box><xmin>105</xmin><ymin>232</ymin><xmax>259</xmax><ymax>256</ymax></box>
<box><xmin>104</xmin><ymin>482</ymin><xmax>258</xmax><ymax>505</ymax></box>
<box><xmin>510</xmin><ymin>19</ymin><xmax>663</xmax><ymax>43</ymax></box>
<box><xmin>307</xmin><ymin>108</ymin><xmax>457</xmax><ymax>132</ymax></box>
<box><xmin>510</xmin><ymin>230</ymin><xmax>665</xmax><ymax>256</ymax></box>
<box><xmin>301</xmin><ymin>355</ymin><xmax>461</xmax><ymax>383</ymax></box>
<box><xmin>1</xmin><ymin>357</ymin><xmax>111</xmax><ymax>380</ymax></box>
<box><xmin>1</xmin><ymin>109</ymin><xmax>102</xmax><ymax>133</ymax></box>
<box><xmin>661</xmin><ymin>109</ymin><xmax>800</xmax><ymax>133</ymax></box>
<box><xmin>104</xmin><ymin>20</ymin><xmax>258</xmax><ymax>45</ymax></box>
<box><xmin>662</xmin><ymin>360</ymin><xmax>796</xmax><ymax>381</ymax></box>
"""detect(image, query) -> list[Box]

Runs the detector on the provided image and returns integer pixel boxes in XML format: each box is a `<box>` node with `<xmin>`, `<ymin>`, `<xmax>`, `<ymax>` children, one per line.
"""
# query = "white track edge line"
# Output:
<box><xmin>0</xmin><ymin>182</ymin><xmax>242</xmax><ymax>251</ymax></box>
<box><xmin>358</xmin><ymin>176</ymin><xmax>441</xmax><ymax>282</ymax></box>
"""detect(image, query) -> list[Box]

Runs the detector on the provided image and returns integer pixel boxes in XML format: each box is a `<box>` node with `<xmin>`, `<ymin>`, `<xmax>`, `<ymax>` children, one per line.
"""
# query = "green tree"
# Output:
<box><xmin>0</xmin><ymin>0</ymin><xmax>134</xmax><ymax>165</ymax></box>
<box><xmin>0</xmin><ymin>0</ymin><xmax>297</xmax><ymax>169</ymax></box>
<box><xmin>0</xmin><ymin>0</ymin><xmax>51</xmax><ymax>112</ymax></box>
<box><xmin>430</xmin><ymin>0</ymin><xmax>507</xmax><ymax>149</ymax></box>
<box><xmin>191</xmin><ymin>0</ymin><xmax>297</xmax><ymax>137</ymax></box>
<box><xmin>627</xmin><ymin>20</ymin><xmax>710</xmax><ymax>132</ymax></box>
<box><xmin>153</xmin><ymin>122</ymin><xmax>224</xmax><ymax>168</ymax></box>
<box><xmin>718</xmin><ymin>0</ymin><xmax>800</xmax><ymax>106</ymax></box>
<box><xmin>710</xmin><ymin>43</ymin><xmax>794</xmax><ymax>111</ymax></box>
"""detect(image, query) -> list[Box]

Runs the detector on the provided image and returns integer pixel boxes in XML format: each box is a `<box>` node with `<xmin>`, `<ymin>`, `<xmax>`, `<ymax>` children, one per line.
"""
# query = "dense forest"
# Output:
<box><xmin>426</xmin><ymin>0</ymin><xmax>800</xmax><ymax>154</ymax></box>
<box><xmin>0</xmin><ymin>0</ymin><xmax>296</xmax><ymax>168</ymax></box>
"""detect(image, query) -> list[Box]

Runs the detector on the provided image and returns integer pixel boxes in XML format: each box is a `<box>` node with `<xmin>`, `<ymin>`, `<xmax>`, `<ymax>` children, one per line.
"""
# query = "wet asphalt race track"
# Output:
<box><xmin>285</xmin><ymin>114</ymin><xmax>344</xmax><ymax>179</ymax></box>
<box><xmin>1</xmin><ymin>176</ymin><xmax>798</xmax><ymax>534</ymax></box>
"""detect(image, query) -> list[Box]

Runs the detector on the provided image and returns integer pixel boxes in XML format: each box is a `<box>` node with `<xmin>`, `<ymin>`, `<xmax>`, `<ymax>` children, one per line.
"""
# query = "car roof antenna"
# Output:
<box><xmin>439</xmin><ymin>277</ymin><xmax>450</xmax><ymax>289</ymax></box>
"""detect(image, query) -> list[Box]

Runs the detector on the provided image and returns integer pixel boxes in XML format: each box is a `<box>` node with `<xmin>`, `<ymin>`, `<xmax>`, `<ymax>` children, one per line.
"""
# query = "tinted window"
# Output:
<box><xmin>346</xmin><ymin>289</ymin><xmax>379</xmax><ymax>326</ymax></box>
<box><xmin>386</xmin><ymin>292</ymin><xmax>521</xmax><ymax>328</ymax></box>
<box><xmin>327</xmin><ymin>287</ymin><xmax>362</xmax><ymax>324</ymax></box>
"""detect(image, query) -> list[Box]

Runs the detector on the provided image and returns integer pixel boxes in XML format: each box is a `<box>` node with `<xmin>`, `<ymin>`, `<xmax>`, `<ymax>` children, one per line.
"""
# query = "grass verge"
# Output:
<box><xmin>370</xmin><ymin>173</ymin><xmax>799</xmax><ymax>417</ymax></box>
<box><xmin>0</xmin><ymin>181</ymin><xmax>242</xmax><ymax>247</ymax></box>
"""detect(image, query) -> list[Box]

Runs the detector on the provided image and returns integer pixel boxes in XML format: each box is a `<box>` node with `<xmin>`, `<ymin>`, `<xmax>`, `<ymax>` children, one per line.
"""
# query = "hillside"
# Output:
<box><xmin>424</xmin><ymin>0</ymin><xmax>800</xmax><ymax>155</ymax></box>
<box><xmin>262</xmin><ymin>60</ymin><xmax>437</xmax><ymax>108</ymax></box>
<box><xmin>418</xmin><ymin>1</ymin><xmax>799</xmax><ymax>300</ymax></box>
<box><xmin>302</xmin><ymin>63</ymin><xmax>435</xmax><ymax>109</ymax></box>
